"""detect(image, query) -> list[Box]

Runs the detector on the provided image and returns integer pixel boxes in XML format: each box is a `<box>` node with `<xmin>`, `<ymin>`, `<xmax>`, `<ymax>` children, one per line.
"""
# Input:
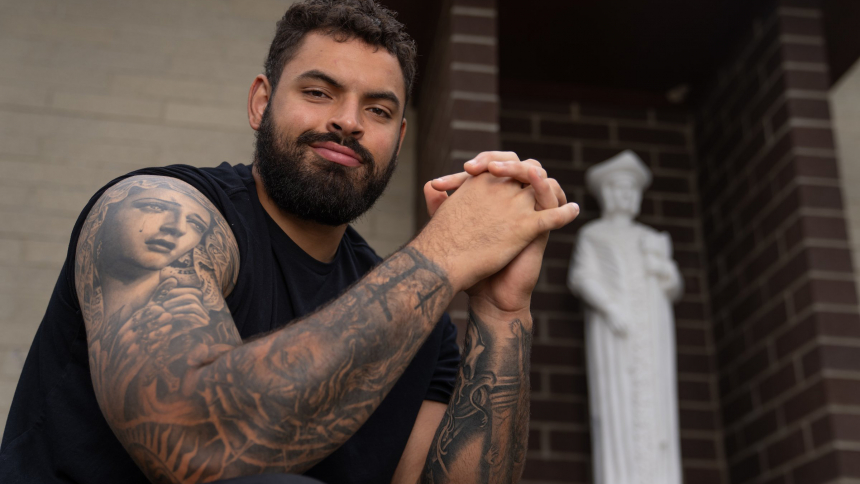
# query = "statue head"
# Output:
<box><xmin>585</xmin><ymin>150</ymin><xmax>651</xmax><ymax>220</ymax></box>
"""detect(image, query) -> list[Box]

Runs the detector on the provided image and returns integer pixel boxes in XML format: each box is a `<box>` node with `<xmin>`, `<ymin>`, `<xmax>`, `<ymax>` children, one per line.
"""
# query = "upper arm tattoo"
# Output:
<box><xmin>75</xmin><ymin>176</ymin><xmax>454</xmax><ymax>483</ymax></box>
<box><xmin>76</xmin><ymin>176</ymin><xmax>242</xmax><ymax>481</ymax></box>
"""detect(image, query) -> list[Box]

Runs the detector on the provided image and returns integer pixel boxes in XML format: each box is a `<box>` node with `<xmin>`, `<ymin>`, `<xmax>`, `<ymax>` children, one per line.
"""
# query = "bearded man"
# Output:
<box><xmin>0</xmin><ymin>1</ymin><xmax>579</xmax><ymax>483</ymax></box>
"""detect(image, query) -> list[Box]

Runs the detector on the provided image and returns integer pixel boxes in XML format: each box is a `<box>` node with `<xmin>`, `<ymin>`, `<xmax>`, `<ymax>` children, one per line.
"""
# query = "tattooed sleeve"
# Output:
<box><xmin>74</xmin><ymin>175</ymin><xmax>453</xmax><ymax>483</ymax></box>
<box><xmin>421</xmin><ymin>312</ymin><xmax>532</xmax><ymax>483</ymax></box>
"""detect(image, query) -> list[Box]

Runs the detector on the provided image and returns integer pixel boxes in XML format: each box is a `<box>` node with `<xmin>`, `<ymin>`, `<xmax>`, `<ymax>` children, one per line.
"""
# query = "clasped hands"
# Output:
<box><xmin>421</xmin><ymin>152</ymin><xmax>579</xmax><ymax>325</ymax></box>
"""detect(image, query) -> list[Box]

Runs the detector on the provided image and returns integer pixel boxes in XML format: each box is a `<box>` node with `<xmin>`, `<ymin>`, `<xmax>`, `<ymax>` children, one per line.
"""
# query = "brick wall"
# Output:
<box><xmin>415</xmin><ymin>0</ymin><xmax>500</xmax><ymax>338</ymax></box>
<box><xmin>695</xmin><ymin>1</ymin><xmax>860</xmax><ymax>483</ymax></box>
<box><xmin>416</xmin><ymin>0</ymin><xmax>499</xmax><ymax>227</ymax></box>
<box><xmin>0</xmin><ymin>0</ymin><xmax>423</xmax><ymax>437</ymax></box>
<box><xmin>499</xmin><ymin>98</ymin><xmax>726</xmax><ymax>484</ymax></box>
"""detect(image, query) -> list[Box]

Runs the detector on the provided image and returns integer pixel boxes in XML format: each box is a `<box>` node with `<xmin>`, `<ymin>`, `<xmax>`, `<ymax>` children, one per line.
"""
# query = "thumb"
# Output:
<box><xmin>423</xmin><ymin>180</ymin><xmax>449</xmax><ymax>218</ymax></box>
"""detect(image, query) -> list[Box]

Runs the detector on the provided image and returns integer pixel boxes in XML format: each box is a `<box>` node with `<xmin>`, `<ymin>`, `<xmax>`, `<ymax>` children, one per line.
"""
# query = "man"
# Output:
<box><xmin>0</xmin><ymin>1</ymin><xmax>579</xmax><ymax>483</ymax></box>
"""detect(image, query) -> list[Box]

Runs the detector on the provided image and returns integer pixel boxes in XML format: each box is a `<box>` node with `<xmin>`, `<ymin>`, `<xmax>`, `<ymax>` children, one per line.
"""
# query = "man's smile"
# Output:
<box><xmin>310</xmin><ymin>141</ymin><xmax>363</xmax><ymax>167</ymax></box>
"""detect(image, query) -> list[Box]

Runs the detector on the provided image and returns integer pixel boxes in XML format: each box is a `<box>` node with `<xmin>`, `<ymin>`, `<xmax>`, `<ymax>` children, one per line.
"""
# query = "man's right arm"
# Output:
<box><xmin>77</xmin><ymin>173</ymin><xmax>576</xmax><ymax>483</ymax></box>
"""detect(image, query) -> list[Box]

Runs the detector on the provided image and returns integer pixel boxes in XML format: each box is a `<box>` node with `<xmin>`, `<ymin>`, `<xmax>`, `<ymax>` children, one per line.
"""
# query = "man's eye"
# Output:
<box><xmin>369</xmin><ymin>107</ymin><xmax>390</xmax><ymax>118</ymax></box>
<box><xmin>305</xmin><ymin>90</ymin><xmax>329</xmax><ymax>98</ymax></box>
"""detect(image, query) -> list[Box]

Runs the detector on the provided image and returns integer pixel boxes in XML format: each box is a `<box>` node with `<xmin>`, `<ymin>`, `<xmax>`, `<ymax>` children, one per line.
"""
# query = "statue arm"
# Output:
<box><xmin>567</xmin><ymin>232</ymin><xmax>615</xmax><ymax>316</ymax></box>
<box><xmin>646</xmin><ymin>231</ymin><xmax>684</xmax><ymax>302</ymax></box>
<box><xmin>658</xmin><ymin>259</ymin><xmax>684</xmax><ymax>302</ymax></box>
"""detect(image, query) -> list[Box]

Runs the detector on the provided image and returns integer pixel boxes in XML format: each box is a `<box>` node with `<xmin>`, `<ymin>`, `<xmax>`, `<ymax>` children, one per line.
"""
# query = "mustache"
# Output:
<box><xmin>296</xmin><ymin>131</ymin><xmax>375</xmax><ymax>166</ymax></box>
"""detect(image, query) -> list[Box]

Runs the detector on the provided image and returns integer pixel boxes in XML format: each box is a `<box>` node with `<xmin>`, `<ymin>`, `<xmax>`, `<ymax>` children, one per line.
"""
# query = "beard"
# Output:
<box><xmin>253</xmin><ymin>107</ymin><xmax>399</xmax><ymax>227</ymax></box>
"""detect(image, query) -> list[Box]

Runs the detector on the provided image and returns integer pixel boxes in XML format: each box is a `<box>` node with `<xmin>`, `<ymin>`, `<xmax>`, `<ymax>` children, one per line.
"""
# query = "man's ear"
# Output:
<box><xmin>248</xmin><ymin>74</ymin><xmax>272</xmax><ymax>131</ymax></box>
<box><xmin>395</xmin><ymin>116</ymin><xmax>407</xmax><ymax>157</ymax></box>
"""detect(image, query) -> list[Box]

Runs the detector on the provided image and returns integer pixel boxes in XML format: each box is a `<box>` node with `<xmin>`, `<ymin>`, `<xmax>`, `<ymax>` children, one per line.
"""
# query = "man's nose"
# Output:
<box><xmin>327</xmin><ymin>99</ymin><xmax>364</xmax><ymax>139</ymax></box>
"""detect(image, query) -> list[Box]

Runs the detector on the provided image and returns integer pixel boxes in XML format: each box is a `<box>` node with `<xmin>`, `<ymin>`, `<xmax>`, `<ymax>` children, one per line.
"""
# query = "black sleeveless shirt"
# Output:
<box><xmin>0</xmin><ymin>163</ymin><xmax>459</xmax><ymax>484</ymax></box>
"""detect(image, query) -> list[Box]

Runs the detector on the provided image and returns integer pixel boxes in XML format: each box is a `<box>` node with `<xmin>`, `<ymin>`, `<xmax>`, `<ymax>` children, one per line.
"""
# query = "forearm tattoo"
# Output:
<box><xmin>74</xmin><ymin>176</ymin><xmax>453</xmax><ymax>483</ymax></box>
<box><xmin>421</xmin><ymin>312</ymin><xmax>533</xmax><ymax>483</ymax></box>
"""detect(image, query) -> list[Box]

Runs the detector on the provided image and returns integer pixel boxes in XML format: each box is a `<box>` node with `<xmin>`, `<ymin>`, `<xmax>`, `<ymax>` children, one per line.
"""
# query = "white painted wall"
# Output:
<box><xmin>0</xmin><ymin>0</ymin><xmax>417</xmax><ymax>437</ymax></box>
<box><xmin>831</xmin><ymin>60</ymin><xmax>860</xmax><ymax>301</ymax></box>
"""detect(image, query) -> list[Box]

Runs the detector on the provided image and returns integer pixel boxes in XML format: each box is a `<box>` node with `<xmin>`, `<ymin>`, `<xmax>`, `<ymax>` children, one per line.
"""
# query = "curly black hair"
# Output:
<box><xmin>264</xmin><ymin>0</ymin><xmax>417</xmax><ymax>107</ymax></box>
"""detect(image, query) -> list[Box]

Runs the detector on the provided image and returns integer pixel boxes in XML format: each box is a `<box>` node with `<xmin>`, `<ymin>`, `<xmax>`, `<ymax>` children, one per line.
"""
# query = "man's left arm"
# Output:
<box><xmin>421</xmin><ymin>304</ymin><xmax>532</xmax><ymax>483</ymax></box>
<box><xmin>392</xmin><ymin>153</ymin><xmax>574</xmax><ymax>484</ymax></box>
<box><xmin>391</xmin><ymin>306</ymin><xmax>532</xmax><ymax>484</ymax></box>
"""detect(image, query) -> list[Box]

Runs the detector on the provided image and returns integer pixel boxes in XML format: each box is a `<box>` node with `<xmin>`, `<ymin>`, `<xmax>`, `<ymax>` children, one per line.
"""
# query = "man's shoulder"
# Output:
<box><xmin>127</xmin><ymin>162</ymin><xmax>252</xmax><ymax>196</ymax></box>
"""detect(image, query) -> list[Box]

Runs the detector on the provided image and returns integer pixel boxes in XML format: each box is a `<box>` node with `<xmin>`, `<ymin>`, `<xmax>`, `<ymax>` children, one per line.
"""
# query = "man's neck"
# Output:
<box><xmin>252</xmin><ymin>167</ymin><xmax>346</xmax><ymax>263</ymax></box>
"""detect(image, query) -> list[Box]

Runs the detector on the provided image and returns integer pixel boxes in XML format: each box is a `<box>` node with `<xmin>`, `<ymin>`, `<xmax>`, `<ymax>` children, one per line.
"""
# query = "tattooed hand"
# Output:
<box><xmin>151</xmin><ymin>278</ymin><xmax>211</xmax><ymax>327</ymax></box>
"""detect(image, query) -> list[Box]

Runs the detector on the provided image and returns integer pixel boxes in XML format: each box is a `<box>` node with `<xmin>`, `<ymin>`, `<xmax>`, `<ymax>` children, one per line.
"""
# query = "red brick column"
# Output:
<box><xmin>416</xmin><ymin>0</ymin><xmax>500</xmax><ymax>227</ymax></box>
<box><xmin>696</xmin><ymin>1</ymin><xmax>860</xmax><ymax>483</ymax></box>
<box><xmin>415</xmin><ymin>0</ymin><xmax>500</xmax><ymax>335</ymax></box>
<box><xmin>499</xmin><ymin>97</ymin><xmax>726</xmax><ymax>483</ymax></box>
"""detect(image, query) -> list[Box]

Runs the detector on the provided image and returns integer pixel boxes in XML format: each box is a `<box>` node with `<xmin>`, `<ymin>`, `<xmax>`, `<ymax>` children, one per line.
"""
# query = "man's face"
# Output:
<box><xmin>254</xmin><ymin>32</ymin><xmax>407</xmax><ymax>226</ymax></box>
<box><xmin>103</xmin><ymin>188</ymin><xmax>212</xmax><ymax>272</ymax></box>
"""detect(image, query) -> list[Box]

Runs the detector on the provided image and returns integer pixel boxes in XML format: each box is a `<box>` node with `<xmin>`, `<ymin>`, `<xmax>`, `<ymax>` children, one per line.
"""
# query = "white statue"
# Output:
<box><xmin>567</xmin><ymin>150</ymin><xmax>684</xmax><ymax>484</ymax></box>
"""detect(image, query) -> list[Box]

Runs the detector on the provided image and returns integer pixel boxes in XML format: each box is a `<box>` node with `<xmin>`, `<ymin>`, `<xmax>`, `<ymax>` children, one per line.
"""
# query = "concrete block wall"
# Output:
<box><xmin>695</xmin><ymin>1</ymin><xmax>860</xmax><ymax>482</ymax></box>
<box><xmin>831</xmin><ymin>60</ymin><xmax>860</xmax><ymax>302</ymax></box>
<box><xmin>0</xmin><ymin>0</ymin><xmax>420</xmax><ymax>438</ymax></box>
<box><xmin>500</xmin><ymin>99</ymin><xmax>726</xmax><ymax>484</ymax></box>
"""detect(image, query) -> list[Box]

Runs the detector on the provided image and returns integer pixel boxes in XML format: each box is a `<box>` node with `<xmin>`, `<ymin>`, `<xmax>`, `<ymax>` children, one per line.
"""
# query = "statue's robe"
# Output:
<box><xmin>568</xmin><ymin>219</ymin><xmax>683</xmax><ymax>484</ymax></box>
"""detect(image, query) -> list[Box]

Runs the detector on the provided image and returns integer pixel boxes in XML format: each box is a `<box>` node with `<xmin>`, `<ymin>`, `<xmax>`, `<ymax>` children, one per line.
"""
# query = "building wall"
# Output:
<box><xmin>0</xmin><ymin>0</ymin><xmax>419</xmax><ymax>438</ymax></box>
<box><xmin>831</xmin><ymin>60</ymin><xmax>860</xmax><ymax>301</ymax></box>
<box><xmin>695</xmin><ymin>1</ymin><xmax>860</xmax><ymax>483</ymax></box>
<box><xmin>415</xmin><ymin>0</ymin><xmax>500</xmax><ymax>340</ymax></box>
<box><xmin>415</xmin><ymin>0</ymin><xmax>500</xmax><ymax>228</ymax></box>
<box><xmin>499</xmin><ymin>99</ymin><xmax>726</xmax><ymax>484</ymax></box>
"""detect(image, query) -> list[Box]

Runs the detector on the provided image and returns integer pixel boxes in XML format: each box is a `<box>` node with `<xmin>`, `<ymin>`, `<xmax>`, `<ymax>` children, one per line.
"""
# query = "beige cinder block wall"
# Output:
<box><xmin>0</xmin><ymin>0</ymin><xmax>418</xmax><ymax>437</ymax></box>
<box><xmin>832</xmin><ymin>60</ymin><xmax>860</xmax><ymax>301</ymax></box>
